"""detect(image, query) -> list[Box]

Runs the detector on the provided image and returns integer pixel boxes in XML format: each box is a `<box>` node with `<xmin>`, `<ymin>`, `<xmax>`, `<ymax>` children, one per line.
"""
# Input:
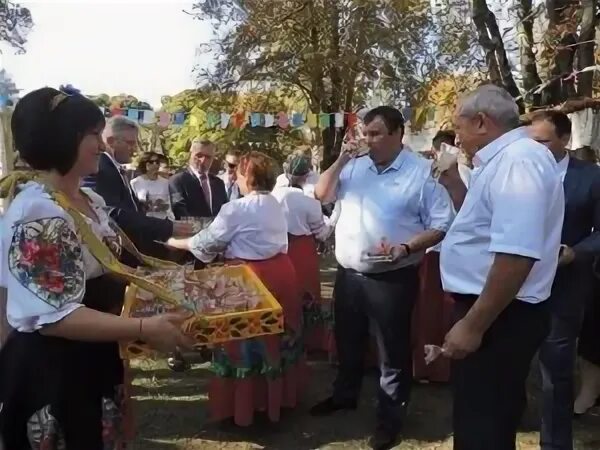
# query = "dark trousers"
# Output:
<box><xmin>332</xmin><ymin>265</ymin><xmax>419</xmax><ymax>432</ymax></box>
<box><xmin>539</xmin><ymin>265</ymin><xmax>591</xmax><ymax>450</ymax></box>
<box><xmin>452</xmin><ymin>295</ymin><xmax>550</xmax><ymax>450</ymax></box>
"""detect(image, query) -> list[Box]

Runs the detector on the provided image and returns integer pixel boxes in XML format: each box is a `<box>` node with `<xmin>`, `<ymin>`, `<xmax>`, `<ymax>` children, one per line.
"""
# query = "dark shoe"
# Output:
<box><xmin>369</xmin><ymin>426</ymin><xmax>399</xmax><ymax>450</ymax></box>
<box><xmin>309</xmin><ymin>397</ymin><xmax>357</xmax><ymax>416</ymax></box>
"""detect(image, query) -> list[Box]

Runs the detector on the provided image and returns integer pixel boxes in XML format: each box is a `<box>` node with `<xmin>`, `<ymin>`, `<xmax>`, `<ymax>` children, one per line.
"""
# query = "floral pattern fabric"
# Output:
<box><xmin>8</xmin><ymin>217</ymin><xmax>85</xmax><ymax>309</ymax></box>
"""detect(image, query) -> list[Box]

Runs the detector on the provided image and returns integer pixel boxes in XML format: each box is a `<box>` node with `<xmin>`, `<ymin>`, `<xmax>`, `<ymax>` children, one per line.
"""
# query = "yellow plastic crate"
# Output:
<box><xmin>120</xmin><ymin>264</ymin><xmax>284</xmax><ymax>359</ymax></box>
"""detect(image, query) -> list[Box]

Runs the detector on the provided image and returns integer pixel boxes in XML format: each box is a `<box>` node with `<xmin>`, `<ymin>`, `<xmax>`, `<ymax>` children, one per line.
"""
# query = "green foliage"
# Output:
<box><xmin>159</xmin><ymin>88</ymin><xmax>309</xmax><ymax>167</ymax></box>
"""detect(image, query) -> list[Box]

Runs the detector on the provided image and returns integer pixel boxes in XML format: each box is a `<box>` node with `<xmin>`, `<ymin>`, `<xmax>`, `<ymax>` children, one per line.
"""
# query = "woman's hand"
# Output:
<box><xmin>140</xmin><ymin>311</ymin><xmax>195</xmax><ymax>352</ymax></box>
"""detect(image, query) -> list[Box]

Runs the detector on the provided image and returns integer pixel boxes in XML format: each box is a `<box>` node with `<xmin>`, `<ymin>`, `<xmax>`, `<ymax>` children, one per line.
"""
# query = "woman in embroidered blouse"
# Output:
<box><xmin>167</xmin><ymin>151</ymin><xmax>306</xmax><ymax>427</ymax></box>
<box><xmin>0</xmin><ymin>87</ymin><xmax>192</xmax><ymax>450</ymax></box>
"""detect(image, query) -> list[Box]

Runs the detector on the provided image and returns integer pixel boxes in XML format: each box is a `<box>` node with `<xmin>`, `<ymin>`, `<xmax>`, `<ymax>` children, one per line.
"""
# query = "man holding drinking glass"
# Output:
<box><xmin>219</xmin><ymin>150</ymin><xmax>242</xmax><ymax>200</ymax></box>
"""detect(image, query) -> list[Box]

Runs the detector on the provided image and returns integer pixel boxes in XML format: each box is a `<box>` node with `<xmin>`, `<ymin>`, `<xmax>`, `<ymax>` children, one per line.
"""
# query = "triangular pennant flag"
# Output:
<box><xmin>142</xmin><ymin>110</ymin><xmax>155</xmax><ymax>124</ymax></box>
<box><xmin>291</xmin><ymin>112</ymin><xmax>304</xmax><ymax>127</ymax></box>
<box><xmin>232</xmin><ymin>111</ymin><xmax>247</xmax><ymax>128</ymax></box>
<box><xmin>307</xmin><ymin>112</ymin><xmax>318</xmax><ymax>128</ymax></box>
<box><xmin>189</xmin><ymin>114</ymin><xmax>200</xmax><ymax>128</ymax></box>
<box><xmin>334</xmin><ymin>112</ymin><xmax>344</xmax><ymax>128</ymax></box>
<box><xmin>127</xmin><ymin>109</ymin><xmax>139</xmax><ymax>121</ymax></box>
<box><xmin>318</xmin><ymin>113</ymin><xmax>330</xmax><ymax>129</ymax></box>
<box><xmin>347</xmin><ymin>112</ymin><xmax>358</xmax><ymax>128</ymax></box>
<box><xmin>220</xmin><ymin>112</ymin><xmax>230</xmax><ymax>129</ymax></box>
<box><xmin>250</xmin><ymin>112</ymin><xmax>261</xmax><ymax>127</ymax></box>
<box><xmin>264</xmin><ymin>114</ymin><xmax>275</xmax><ymax>127</ymax></box>
<box><xmin>207</xmin><ymin>112</ymin><xmax>220</xmax><ymax>128</ymax></box>
<box><xmin>157</xmin><ymin>112</ymin><xmax>170</xmax><ymax>127</ymax></box>
<box><xmin>173</xmin><ymin>112</ymin><xmax>185</xmax><ymax>125</ymax></box>
<box><xmin>278</xmin><ymin>112</ymin><xmax>290</xmax><ymax>128</ymax></box>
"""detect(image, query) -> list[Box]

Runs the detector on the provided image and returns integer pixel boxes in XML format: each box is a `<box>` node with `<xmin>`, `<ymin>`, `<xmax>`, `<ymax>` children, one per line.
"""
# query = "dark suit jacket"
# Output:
<box><xmin>550</xmin><ymin>156</ymin><xmax>600</xmax><ymax>326</ymax></box>
<box><xmin>82</xmin><ymin>153</ymin><xmax>173</xmax><ymax>260</ymax></box>
<box><xmin>169</xmin><ymin>168</ymin><xmax>228</xmax><ymax>219</ymax></box>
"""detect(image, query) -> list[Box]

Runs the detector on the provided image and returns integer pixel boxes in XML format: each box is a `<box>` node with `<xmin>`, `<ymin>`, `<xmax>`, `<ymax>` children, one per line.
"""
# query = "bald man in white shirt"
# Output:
<box><xmin>440</xmin><ymin>85</ymin><xmax>564</xmax><ymax>450</ymax></box>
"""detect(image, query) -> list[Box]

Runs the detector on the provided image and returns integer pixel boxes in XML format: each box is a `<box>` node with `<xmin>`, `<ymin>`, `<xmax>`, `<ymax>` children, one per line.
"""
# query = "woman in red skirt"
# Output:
<box><xmin>272</xmin><ymin>155</ymin><xmax>333</xmax><ymax>353</ymax></box>
<box><xmin>412</xmin><ymin>131</ymin><xmax>470</xmax><ymax>382</ymax></box>
<box><xmin>168</xmin><ymin>151</ymin><xmax>307</xmax><ymax>426</ymax></box>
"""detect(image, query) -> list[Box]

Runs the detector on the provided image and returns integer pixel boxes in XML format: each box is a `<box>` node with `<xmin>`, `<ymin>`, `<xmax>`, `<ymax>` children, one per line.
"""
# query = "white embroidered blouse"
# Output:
<box><xmin>189</xmin><ymin>192</ymin><xmax>288</xmax><ymax>263</ymax></box>
<box><xmin>0</xmin><ymin>181</ymin><xmax>118</xmax><ymax>332</ymax></box>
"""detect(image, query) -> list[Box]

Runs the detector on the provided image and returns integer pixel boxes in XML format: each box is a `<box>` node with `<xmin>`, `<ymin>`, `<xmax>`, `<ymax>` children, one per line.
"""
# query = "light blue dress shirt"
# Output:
<box><xmin>440</xmin><ymin>128</ymin><xmax>565</xmax><ymax>303</ymax></box>
<box><xmin>334</xmin><ymin>148</ymin><xmax>454</xmax><ymax>273</ymax></box>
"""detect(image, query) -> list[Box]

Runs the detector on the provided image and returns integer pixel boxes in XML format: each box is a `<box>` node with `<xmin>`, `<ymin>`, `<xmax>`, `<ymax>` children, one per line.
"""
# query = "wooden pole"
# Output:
<box><xmin>0</xmin><ymin>108</ymin><xmax>13</xmax><ymax>346</ymax></box>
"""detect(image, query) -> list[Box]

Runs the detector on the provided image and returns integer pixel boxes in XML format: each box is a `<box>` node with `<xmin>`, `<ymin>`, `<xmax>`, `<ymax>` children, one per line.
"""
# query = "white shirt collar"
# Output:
<box><xmin>190</xmin><ymin>166</ymin><xmax>208</xmax><ymax>179</ymax></box>
<box><xmin>104</xmin><ymin>151</ymin><xmax>122</xmax><ymax>170</ymax></box>
<box><xmin>472</xmin><ymin>128</ymin><xmax>529</xmax><ymax>168</ymax></box>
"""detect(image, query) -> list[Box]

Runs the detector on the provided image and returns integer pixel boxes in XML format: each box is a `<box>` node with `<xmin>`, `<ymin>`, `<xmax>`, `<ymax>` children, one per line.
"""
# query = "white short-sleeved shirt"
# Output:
<box><xmin>1</xmin><ymin>182</ymin><xmax>118</xmax><ymax>331</ymax></box>
<box><xmin>334</xmin><ymin>148</ymin><xmax>454</xmax><ymax>273</ymax></box>
<box><xmin>440</xmin><ymin>128</ymin><xmax>565</xmax><ymax>303</ymax></box>
<box><xmin>271</xmin><ymin>186</ymin><xmax>332</xmax><ymax>241</ymax></box>
<box><xmin>189</xmin><ymin>192</ymin><xmax>288</xmax><ymax>263</ymax></box>
<box><xmin>130</xmin><ymin>175</ymin><xmax>175</xmax><ymax>220</ymax></box>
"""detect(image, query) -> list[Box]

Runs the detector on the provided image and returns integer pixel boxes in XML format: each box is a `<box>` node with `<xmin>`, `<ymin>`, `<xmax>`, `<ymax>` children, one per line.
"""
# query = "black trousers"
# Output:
<box><xmin>452</xmin><ymin>294</ymin><xmax>550</xmax><ymax>450</ymax></box>
<box><xmin>332</xmin><ymin>265</ymin><xmax>419</xmax><ymax>432</ymax></box>
<box><xmin>539</xmin><ymin>265</ymin><xmax>591</xmax><ymax>450</ymax></box>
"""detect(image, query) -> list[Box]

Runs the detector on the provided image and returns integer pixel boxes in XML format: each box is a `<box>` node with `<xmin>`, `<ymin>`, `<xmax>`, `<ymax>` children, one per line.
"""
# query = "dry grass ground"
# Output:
<box><xmin>130</xmin><ymin>259</ymin><xmax>600</xmax><ymax>450</ymax></box>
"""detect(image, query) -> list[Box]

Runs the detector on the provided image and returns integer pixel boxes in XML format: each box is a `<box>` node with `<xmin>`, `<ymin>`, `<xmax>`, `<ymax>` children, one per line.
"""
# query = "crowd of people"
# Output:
<box><xmin>0</xmin><ymin>84</ymin><xmax>598</xmax><ymax>450</ymax></box>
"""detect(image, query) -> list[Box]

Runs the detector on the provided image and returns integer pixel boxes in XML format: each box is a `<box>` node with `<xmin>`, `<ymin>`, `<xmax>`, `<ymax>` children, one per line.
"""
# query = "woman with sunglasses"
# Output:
<box><xmin>130</xmin><ymin>152</ymin><xmax>175</xmax><ymax>220</ymax></box>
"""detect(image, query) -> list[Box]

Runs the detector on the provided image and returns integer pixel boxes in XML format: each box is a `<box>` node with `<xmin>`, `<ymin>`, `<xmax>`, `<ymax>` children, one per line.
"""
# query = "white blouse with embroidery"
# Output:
<box><xmin>189</xmin><ymin>192</ymin><xmax>288</xmax><ymax>263</ymax></box>
<box><xmin>0</xmin><ymin>182</ymin><xmax>117</xmax><ymax>332</ymax></box>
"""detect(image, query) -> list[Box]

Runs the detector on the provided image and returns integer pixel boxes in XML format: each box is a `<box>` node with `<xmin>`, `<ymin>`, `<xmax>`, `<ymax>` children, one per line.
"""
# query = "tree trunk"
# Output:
<box><xmin>518</xmin><ymin>0</ymin><xmax>543</xmax><ymax>107</ymax></box>
<box><xmin>576</xmin><ymin>0</ymin><xmax>597</xmax><ymax>97</ymax></box>
<box><xmin>472</xmin><ymin>0</ymin><xmax>525</xmax><ymax>112</ymax></box>
<box><xmin>545</xmin><ymin>0</ymin><xmax>579</xmax><ymax>104</ymax></box>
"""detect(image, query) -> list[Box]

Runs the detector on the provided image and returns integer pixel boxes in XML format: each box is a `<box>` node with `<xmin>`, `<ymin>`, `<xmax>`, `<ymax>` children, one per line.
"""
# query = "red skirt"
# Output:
<box><xmin>287</xmin><ymin>234</ymin><xmax>333</xmax><ymax>353</ymax></box>
<box><xmin>411</xmin><ymin>251</ymin><xmax>454</xmax><ymax>382</ymax></box>
<box><xmin>208</xmin><ymin>254</ymin><xmax>308</xmax><ymax>426</ymax></box>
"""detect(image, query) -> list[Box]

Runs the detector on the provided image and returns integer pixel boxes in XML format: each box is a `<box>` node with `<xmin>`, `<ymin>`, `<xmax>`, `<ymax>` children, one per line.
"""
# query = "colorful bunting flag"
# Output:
<box><xmin>207</xmin><ymin>112</ymin><xmax>220</xmax><ymax>128</ymax></box>
<box><xmin>264</xmin><ymin>114</ymin><xmax>275</xmax><ymax>128</ymax></box>
<box><xmin>220</xmin><ymin>112</ymin><xmax>230</xmax><ymax>129</ymax></box>
<box><xmin>347</xmin><ymin>112</ymin><xmax>358</xmax><ymax>129</ymax></box>
<box><xmin>319</xmin><ymin>113</ymin><xmax>330</xmax><ymax>129</ymax></box>
<box><xmin>307</xmin><ymin>112</ymin><xmax>318</xmax><ymax>128</ymax></box>
<box><xmin>173</xmin><ymin>112</ymin><xmax>185</xmax><ymax>125</ymax></box>
<box><xmin>142</xmin><ymin>110</ymin><xmax>155</xmax><ymax>124</ymax></box>
<box><xmin>158</xmin><ymin>112</ymin><xmax>170</xmax><ymax>127</ymax></box>
<box><xmin>250</xmin><ymin>112</ymin><xmax>261</xmax><ymax>127</ymax></box>
<box><xmin>232</xmin><ymin>111</ymin><xmax>247</xmax><ymax>128</ymax></box>
<box><xmin>127</xmin><ymin>109</ymin><xmax>139</xmax><ymax>121</ymax></box>
<box><xmin>278</xmin><ymin>112</ymin><xmax>290</xmax><ymax>128</ymax></box>
<box><xmin>291</xmin><ymin>112</ymin><xmax>304</xmax><ymax>127</ymax></box>
<box><xmin>334</xmin><ymin>112</ymin><xmax>344</xmax><ymax>128</ymax></box>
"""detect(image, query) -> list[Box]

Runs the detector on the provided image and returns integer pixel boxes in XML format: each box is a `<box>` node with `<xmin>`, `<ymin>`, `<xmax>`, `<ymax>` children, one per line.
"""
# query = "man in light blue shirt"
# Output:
<box><xmin>310</xmin><ymin>106</ymin><xmax>453</xmax><ymax>450</ymax></box>
<box><xmin>440</xmin><ymin>85</ymin><xmax>564</xmax><ymax>450</ymax></box>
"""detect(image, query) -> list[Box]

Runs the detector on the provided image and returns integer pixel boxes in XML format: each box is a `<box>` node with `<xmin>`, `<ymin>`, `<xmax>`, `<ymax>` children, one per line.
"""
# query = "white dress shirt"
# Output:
<box><xmin>190</xmin><ymin>166</ymin><xmax>213</xmax><ymax>211</ymax></box>
<box><xmin>218</xmin><ymin>172</ymin><xmax>241</xmax><ymax>200</ymax></box>
<box><xmin>334</xmin><ymin>147</ymin><xmax>454</xmax><ymax>273</ymax></box>
<box><xmin>189</xmin><ymin>192</ymin><xmax>288</xmax><ymax>263</ymax></box>
<box><xmin>1</xmin><ymin>182</ymin><xmax>117</xmax><ymax>331</ymax></box>
<box><xmin>440</xmin><ymin>128</ymin><xmax>565</xmax><ymax>304</ymax></box>
<box><xmin>271</xmin><ymin>186</ymin><xmax>332</xmax><ymax>241</ymax></box>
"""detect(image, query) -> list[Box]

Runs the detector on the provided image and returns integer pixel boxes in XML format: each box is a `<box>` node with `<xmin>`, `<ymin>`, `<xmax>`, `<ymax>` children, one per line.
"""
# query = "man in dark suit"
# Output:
<box><xmin>529</xmin><ymin>111</ymin><xmax>600</xmax><ymax>450</ymax></box>
<box><xmin>169</xmin><ymin>139</ymin><xmax>228</xmax><ymax>219</ymax></box>
<box><xmin>83</xmin><ymin>116</ymin><xmax>191</xmax><ymax>260</ymax></box>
